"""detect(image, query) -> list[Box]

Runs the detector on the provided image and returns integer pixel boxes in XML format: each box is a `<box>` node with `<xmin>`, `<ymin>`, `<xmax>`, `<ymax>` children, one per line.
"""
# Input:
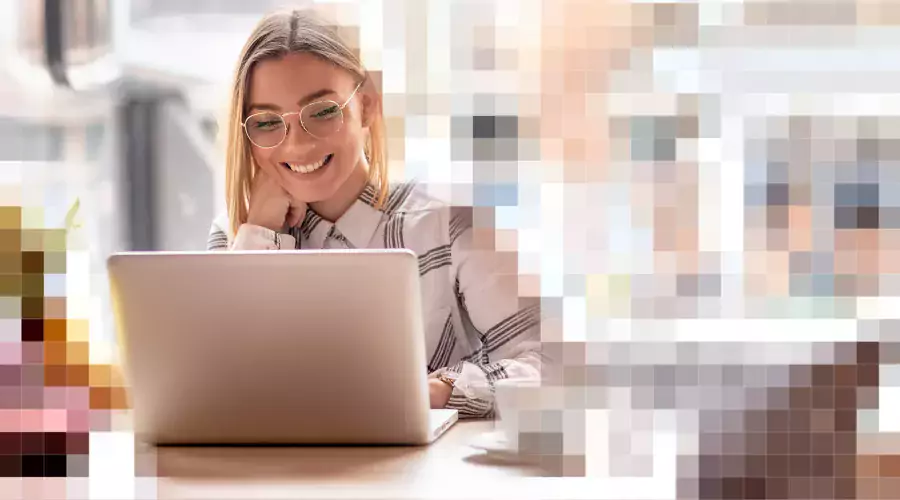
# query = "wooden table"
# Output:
<box><xmin>24</xmin><ymin>418</ymin><xmax>900</xmax><ymax>499</ymax></box>
<box><xmin>139</xmin><ymin>420</ymin><xmax>551</xmax><ymax>499</ymax></box>
<box><xmin>0</xmin><ymin>416</ymin><xmax>627</xmax><ymax>500</ymax></box>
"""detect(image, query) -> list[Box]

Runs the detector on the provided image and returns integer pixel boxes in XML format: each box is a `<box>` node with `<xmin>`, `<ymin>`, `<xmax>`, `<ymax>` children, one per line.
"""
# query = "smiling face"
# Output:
<box><xmin>245</xmin><ymin>52</ymin><xmax>369</xmax><ymax>203</ymax></box>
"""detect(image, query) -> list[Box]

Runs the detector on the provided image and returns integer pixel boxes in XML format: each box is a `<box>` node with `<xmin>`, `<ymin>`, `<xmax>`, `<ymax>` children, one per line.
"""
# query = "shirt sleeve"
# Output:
<box><xmin>206</xmin><ymin>215</ymin><xmax>296</xmax><ymax>251</ymax></box>
<box><xmin>436</xmin><ymin>210</ymin><xmax>543</xmax><ymax>418</ymax></box>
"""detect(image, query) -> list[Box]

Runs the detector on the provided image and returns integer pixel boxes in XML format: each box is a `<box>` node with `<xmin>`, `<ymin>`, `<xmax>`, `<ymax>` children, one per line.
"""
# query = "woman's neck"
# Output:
<box><xmin>308</xmin><ymin>160</ymin><xmax>369</xmax><ymax>223</ymax></box>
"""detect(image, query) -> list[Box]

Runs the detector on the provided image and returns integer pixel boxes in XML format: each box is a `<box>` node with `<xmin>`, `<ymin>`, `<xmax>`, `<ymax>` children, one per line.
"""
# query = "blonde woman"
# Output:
<box><xmin>206</xmin><ymin>8</ymin><xmax>542</xmax><ymax>418</ymax></box>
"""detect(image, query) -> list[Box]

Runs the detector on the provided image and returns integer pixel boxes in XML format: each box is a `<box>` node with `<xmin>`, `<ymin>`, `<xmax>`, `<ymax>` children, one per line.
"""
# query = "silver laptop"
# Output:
<box><xmin>107</xmin><ymin>249</ymin><xmax>458</xmax><ymax>445</ymax></box>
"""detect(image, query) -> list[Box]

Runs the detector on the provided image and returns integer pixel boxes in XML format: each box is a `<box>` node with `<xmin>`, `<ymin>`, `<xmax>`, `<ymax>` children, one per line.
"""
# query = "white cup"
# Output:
<box><xmin>493</xmin><ymin>378</ymin><xmax>550</xmax><ymax>453</ymax></box>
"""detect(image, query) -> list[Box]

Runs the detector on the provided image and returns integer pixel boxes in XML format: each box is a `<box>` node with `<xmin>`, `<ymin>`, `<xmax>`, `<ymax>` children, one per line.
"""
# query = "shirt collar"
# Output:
<box><xmin>297</xmin><ymin>183</ymin><xmax>385</xmax><ymax>248</ymax></box>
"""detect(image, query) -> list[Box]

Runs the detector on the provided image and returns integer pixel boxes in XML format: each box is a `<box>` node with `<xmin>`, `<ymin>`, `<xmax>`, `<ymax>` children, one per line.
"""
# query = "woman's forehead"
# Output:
<box><xmin>248</xmin><ymin>53</ymin><xmax>353</xmax><ymax>105</ymax></box>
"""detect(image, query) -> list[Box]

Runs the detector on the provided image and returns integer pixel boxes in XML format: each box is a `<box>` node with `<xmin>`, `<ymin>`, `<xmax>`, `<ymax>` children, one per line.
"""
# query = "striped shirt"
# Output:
<box><xmin>207</xmin><ymin>180</ymin><xmax>542</xmax><ymax>418</ymax></box>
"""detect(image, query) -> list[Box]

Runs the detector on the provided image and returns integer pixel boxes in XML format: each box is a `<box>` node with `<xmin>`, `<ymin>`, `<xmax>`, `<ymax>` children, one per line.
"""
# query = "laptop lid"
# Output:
<box><xmin>108</xmin><ymin>249</ymin><xmax>438</xmax><ymax>445</ymax></box>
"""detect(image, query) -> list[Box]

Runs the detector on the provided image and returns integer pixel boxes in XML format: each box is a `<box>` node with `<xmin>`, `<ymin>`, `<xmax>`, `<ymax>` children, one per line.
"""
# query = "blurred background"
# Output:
<box><xmin>6</xmin><ymin>0</ymin><xmax>900</xmax><ymax>496</ymax></box>
<box><xmin>5</xmin><ymin>0</ymin><xmax>900</xmax><ymax>362</ymax></box>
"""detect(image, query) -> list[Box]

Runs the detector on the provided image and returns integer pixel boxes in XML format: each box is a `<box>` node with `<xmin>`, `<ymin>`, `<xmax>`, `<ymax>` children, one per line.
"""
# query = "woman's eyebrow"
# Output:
<box><xmin>248</xmin><ymin>89</ymin><xmax>337</xmax><ymax>113</ymax></box>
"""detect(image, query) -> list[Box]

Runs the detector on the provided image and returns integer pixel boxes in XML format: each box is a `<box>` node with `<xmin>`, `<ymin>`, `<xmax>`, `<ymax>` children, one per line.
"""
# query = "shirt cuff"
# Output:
<box><xmin>438</xmin><ymin>361</ymin><xmax>494</xmax><ymax>418</ymax></box>
<box><xmin>232</xmin><ymin>224</ymin><xmax>296</xmax><ymax>250</ymax></box>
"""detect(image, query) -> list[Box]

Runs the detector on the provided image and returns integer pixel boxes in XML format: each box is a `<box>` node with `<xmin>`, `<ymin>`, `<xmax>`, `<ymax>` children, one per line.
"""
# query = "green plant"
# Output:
<box><xmin>64</xmin><ymin>197</ymin><xmax>82</xmax><ymax>233</ymax></box>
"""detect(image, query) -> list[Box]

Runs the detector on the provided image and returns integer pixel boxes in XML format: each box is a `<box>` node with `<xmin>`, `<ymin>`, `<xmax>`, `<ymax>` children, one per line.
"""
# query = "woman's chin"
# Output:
<box><xmin>283</xmin><ymin>176</ymin><xmax>343</xmax><ymax>205</ymax></box>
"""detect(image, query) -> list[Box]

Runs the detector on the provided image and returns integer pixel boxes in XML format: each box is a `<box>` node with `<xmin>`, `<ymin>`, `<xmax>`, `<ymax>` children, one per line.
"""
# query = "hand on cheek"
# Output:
<box><xmin>247</xmin><ymin>168</ymin><xmax>307</xmax><ymax>231</ymax></box>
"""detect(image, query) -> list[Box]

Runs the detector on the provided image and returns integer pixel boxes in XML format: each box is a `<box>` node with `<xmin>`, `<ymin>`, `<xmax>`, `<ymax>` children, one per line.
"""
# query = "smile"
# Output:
<box><xmin>281</xmin><ymin>154</ymin><xmax>333</xmax><ymax>174</ymax></box>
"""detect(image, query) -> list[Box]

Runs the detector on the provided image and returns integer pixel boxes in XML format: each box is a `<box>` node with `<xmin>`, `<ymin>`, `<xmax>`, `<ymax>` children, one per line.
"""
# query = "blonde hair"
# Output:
<box><xmin>224</xmin><ymin>8</ymin><xmax>389</xmax><ymax>237</ymax></box>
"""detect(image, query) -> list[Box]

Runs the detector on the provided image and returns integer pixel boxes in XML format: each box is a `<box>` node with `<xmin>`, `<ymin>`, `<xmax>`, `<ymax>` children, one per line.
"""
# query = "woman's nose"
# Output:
<box><xmin>281</xmin><ymin>115</ymin><xmax>315</xmax><ymax>151</ymax></box>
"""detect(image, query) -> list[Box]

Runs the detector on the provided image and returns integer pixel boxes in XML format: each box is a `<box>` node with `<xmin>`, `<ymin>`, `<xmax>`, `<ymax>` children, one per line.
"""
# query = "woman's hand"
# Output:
<box><xmin>428</xmin><ymin>378</ymin><xmax>453</xmax><ymax>409</ymax></box>
<box><xmin>246</xmin><ymin>170</ymin><xmax>307</xmax><ymax>231</ymax></box>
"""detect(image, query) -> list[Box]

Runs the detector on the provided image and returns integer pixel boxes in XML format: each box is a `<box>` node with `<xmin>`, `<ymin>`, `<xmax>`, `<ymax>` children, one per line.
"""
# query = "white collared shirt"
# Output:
<box><xmin>207</xmin><ymin>180</ymin><xmax>542</xmax><ymax>418</ymax></box>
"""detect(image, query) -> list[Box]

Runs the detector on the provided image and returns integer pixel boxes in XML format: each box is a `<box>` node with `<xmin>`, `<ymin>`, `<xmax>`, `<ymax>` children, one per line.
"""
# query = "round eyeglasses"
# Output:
<box><xmin>242</xmin><ymin>81</ymin><xmax>363</xmax><ymax>149</ymax></box>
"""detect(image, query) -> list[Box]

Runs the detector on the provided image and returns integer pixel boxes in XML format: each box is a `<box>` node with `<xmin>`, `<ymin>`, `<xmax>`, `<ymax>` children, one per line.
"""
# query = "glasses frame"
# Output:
<box><xmin>242</xmin><ymin>80</ymin><xmax>364</xmax><ymax>149</ymax></box>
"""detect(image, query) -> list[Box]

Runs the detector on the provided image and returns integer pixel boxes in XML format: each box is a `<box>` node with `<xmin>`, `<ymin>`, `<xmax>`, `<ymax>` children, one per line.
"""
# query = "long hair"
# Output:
<box><xmin>223</xmin><ymin>8</ymin><xmax>388</xmax><ymax>237</ymax></box>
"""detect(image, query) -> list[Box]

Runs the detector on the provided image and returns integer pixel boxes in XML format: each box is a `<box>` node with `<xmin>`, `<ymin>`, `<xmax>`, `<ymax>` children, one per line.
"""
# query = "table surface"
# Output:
<box><xmin>7</xmin><ymin>415</ymin><xmax>900</xmax><ymax>500</ymax></box>
<box><xmin>140</xmin><ymin>419</ymin><xmax>554</xmax><ymax>500</ymax></box>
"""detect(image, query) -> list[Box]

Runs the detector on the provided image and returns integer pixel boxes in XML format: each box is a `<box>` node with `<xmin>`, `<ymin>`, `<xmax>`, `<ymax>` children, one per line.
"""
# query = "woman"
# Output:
<box><xmin>206</xmin><ymin>8</ymin><xmax>542</xmax><ymax>418</ymax></box>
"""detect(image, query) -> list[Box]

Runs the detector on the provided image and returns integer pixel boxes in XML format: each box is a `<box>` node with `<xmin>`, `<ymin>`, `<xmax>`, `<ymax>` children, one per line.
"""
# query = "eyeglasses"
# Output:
<box><xmin>242</xmin><ymin>81</ymin><xmax>363</xmax><ymax>149</ymax></box>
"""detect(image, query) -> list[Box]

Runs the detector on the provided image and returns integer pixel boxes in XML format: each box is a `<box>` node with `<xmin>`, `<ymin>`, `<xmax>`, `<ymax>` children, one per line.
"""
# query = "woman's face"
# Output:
<box><xmin>245</xmin><ymin>52</ymin><xmax>369</xmax><ymax>203</ymax></box>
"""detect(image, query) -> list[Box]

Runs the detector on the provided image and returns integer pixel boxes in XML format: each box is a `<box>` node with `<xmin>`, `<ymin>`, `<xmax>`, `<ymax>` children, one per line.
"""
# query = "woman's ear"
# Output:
<box><xmin>359</xmin><ymin>73</ymin><xmax>382</xmax><ymax>129</ymax></box>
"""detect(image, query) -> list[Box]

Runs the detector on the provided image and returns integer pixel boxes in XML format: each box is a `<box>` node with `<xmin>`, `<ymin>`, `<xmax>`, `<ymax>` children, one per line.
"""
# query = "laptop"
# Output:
<box><xmin>106</xmin><ymin>249</ymin><xmax>458</xmax><ymax>445</ymax></box>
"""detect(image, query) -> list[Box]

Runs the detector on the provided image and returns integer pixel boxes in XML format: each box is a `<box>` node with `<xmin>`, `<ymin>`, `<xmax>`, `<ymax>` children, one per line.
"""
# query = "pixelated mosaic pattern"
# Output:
<box><xmin>0</xmin><ymin>207</ymin><xmax>128</xmax><ymax>478</ymax></box>
<box><xmin>5</xmin><ymin>0</ymin><xmax>900</xmax><ymax>498</ymax></box>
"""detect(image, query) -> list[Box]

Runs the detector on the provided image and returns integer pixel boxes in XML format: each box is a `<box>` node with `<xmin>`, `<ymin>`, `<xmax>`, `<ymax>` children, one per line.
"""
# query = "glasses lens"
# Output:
<box><xmin>245</xmin><ymin>113</ymin><xmax>286</xmax><ymax>148</ymax></box>
<box><xmin>301</xmin><ymin>101</ymin><xmax>344</xmax><ymax>138</ymax></box>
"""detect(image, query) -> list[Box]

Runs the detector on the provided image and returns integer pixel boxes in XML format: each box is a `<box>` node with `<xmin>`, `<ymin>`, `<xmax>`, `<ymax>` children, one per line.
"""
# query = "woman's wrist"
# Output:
<box><xmin>245</xmin><ymin>215</ymin><xmax>284</xmax><ymax>233</ymax></box>
<box><xmin>233</xmin><ymin>223</ymin><xmax>295</xmax><ymax>250</ymax></box>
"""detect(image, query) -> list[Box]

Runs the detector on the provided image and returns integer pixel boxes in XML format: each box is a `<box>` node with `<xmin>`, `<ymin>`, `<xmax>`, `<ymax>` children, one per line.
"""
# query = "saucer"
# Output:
<box><xmin>468</xmin><ymin>430</ymin><xmax>541</xmax><ymax>464</ymax></box>
<box><xmin>469</xmin><ymin>430</ymin><xmax>514</xmax><ymax>453</ymax></box>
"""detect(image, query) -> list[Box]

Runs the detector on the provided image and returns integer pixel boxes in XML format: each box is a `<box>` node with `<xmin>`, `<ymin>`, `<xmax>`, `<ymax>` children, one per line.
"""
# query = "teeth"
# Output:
<box><xmin>285</xmin><ymin>155</ymin><xmax>329</xmax><ymax>174</ymax></box>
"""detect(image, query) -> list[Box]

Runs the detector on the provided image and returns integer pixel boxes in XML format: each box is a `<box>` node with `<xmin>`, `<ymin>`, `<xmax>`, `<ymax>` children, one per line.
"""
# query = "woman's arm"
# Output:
<box><xmin>436</xmin><ymin>211</ymin><xmax>544</xmax><ymax>418</ymax></box>
<box><xmin>206</xmin><ymin>215</ymin><xmax>297</xmax><ymax>251</ymax></box>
